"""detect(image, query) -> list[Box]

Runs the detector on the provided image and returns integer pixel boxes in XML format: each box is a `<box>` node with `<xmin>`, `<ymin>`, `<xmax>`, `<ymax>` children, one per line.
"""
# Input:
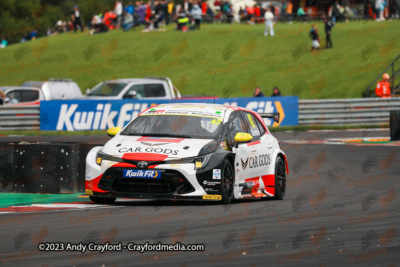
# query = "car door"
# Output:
<box><xmin>240</xmin><ymin>111</ymin><xmax>270</xmax><ymax>197</ymax></box>
<box><xmin>243</xmin><ymin>112</ymin><xmax>275</xmax><ymax>196</ymax></box>
<box><xmin>222</xmin><ymin>112</ymin><xmax>253</xmax><ymax>195</ymax></box>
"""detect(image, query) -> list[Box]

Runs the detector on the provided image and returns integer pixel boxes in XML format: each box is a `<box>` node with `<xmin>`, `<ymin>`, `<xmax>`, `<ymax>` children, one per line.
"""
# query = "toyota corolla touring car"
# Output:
<box><xmin>85</xmin><ymin>103</ymin><xmax>288</xmax><ymax>204</ymax></box>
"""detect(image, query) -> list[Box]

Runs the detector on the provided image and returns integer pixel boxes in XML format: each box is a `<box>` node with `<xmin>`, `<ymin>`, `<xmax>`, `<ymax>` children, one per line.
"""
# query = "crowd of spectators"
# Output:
<box><xmin>1</xmin><ymin>0</ymin><xmax>399</xmax><ymax>46</ymax></box>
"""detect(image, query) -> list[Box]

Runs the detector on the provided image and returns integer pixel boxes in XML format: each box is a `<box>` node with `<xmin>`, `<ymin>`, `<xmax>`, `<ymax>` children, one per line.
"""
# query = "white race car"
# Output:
<box><xmin>85</xmin><ymin>103</ymin><xmax>288</xmax><ymax>204</ymax></box>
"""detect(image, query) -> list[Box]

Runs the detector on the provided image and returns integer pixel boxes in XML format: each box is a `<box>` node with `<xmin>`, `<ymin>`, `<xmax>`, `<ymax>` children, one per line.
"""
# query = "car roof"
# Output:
<box><xmin>141</xmin><ymin>103</ymin><xmax>257</xmax><ymax>117</ymax></box>
<box><xmin>139</xmin><ymin>103</ymin><xmax>226</xmax><ymax>117</ymax></box>
<box><xmin>3</xmin><ymin>86</ymin><xmax>41</xmax><ymax>92</ymax></box>
<box><xmin>104</xmin><ymin>79</ymin><xmax>164</xmax><ymax>84</ymax></box>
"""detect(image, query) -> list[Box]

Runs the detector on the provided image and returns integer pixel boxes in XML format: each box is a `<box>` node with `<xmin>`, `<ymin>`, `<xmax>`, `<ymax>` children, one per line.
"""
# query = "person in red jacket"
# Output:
<box><xmin>375</xmin><ymin>73</ymin><xmax>391</xmax><ymax>98</ymax></box>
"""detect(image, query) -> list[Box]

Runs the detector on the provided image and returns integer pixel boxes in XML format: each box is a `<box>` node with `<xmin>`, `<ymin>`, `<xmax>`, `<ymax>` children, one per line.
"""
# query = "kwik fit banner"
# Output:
<box><xmin>40</xmin><ymin>96</ymin><xmax>298</xmax><ymax>131</ymax></box>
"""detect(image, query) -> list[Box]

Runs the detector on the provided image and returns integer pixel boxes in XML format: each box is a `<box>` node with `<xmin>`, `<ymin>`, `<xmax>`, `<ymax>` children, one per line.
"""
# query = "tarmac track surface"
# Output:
<box><xmin>1</xmin><ymin>129</ymin><xmax>400</xmax><ymax>266</ymax></box>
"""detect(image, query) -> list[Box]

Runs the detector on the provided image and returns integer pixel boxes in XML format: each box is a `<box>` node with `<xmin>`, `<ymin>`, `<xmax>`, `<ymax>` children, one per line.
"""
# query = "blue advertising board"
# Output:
<box><xmin>40</xmin><ymin>96</ymin><xmax>298</xmax><ymax>131</ymax></box>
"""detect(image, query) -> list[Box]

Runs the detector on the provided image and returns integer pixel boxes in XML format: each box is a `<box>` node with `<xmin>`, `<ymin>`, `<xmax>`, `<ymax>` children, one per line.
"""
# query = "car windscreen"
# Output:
<box><xmin>88</xmin><ymin>83</ymin><xmax>127</xmax><ymax>96</ymax></box>
<box><xmin>121</xmin><ymin>115</ymin><xmax>223</xmax><ymax>139</ymax></box>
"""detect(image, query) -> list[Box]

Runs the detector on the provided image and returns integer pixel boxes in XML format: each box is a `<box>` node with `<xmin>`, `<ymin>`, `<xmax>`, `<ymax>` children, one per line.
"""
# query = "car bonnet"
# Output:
<box><xmin>101</xmin><ymin>135</ymin><xmax>215</xmax><ymax>160</ymax></box>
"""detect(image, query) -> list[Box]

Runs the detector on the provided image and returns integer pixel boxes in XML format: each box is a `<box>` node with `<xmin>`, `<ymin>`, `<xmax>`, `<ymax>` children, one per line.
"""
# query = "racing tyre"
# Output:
<box><xmin>274</xmin><ymin>157</ymin><xmax>286</xmax><ymax>200</ymax></box>
<box><xmin>221</xmin><ymin>159</ymin><xmax>234</xmax><ymax>204</ymax></box>
<box><xmin>90</xmin><ymin>196</ymin><xmax>116</xmax><ymax>204</ymax></box>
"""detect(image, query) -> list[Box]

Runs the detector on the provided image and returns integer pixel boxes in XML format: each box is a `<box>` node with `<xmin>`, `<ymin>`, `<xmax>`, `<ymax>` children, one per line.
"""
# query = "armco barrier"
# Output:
<box><xmin>0</xmin><ymin>106</ymin><xmax>40</xmax><ymax>130</ymax></box>
<box><xmin>0</xmin><ymin>142</ymin><xmax>94</xmax><ymax>193</ymax></box>
<box><xmin>40</xmin><ymin>96</ymin><xmax>299</xmax><ymax>131</ymax></box>
<box><xmin>299</xmin><ymin>98</ymin><xmax>400</xmax><ymax>125</ymax></box>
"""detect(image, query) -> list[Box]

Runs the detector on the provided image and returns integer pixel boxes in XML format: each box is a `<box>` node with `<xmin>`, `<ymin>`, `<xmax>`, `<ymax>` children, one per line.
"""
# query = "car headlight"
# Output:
<box><xmin>166</xmin><ymin>154</ymin><xmax>212</xmax><ymax>170</ymax></box>
<box><xmin>96</xmin><ymin>151</ymin><xmax>124</xmax><ymax>166</ymax></box>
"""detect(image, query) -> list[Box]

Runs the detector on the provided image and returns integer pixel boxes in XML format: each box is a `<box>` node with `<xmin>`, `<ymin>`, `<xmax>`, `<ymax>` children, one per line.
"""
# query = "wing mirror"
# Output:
<box><xmin>107</xmin><ymin>127</ymin><xmax>121</xmax><ymax>137</ymax></box>
<box><xmin>234</xmin><ymin>132</ymin><xmax>253</xmax><ymax>147</ymax></box>
<box><xmin>4</xmin><ymin>98</ymin><xmax>10</xmax><ymax>104</ymax></box>
<box><xmin>85</xmin><ymin>89</ymin><xmax>90</xmax><ymax>95</ymax></box>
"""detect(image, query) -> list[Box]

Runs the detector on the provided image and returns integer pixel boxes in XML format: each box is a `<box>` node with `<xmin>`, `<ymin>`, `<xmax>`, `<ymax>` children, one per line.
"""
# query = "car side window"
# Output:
<box><xmin>243</xmin><ymin>112</ymin><xmax>261</xmax><ymax>138</ymax></box>
<box><xmin>225</xmin><ymin>112</ymin><xmax>247</xmax><ymax>147</ymax></box>
<box><xmin>5</xmin><ymin>90</ymin><xmax>37</xmax><ymax>103</ymax></box>
<box><xmin>20</xmin><ymin>90</ymin><xmax>39</xmax><ymax>102</ymax></box>
<box><xmin>144</xmin><ymin>84</ymin><xmax>166</xmax><ymax>97</ymax></box>
<box><xmin>124</xmin><ymin>85</ymin><xmax>144</xmax><ymax>99</ymax></box>
<box><xmin>254</xmin><ymin>115</ymin><xmax>266</xmax><ymax>136</ymax></box>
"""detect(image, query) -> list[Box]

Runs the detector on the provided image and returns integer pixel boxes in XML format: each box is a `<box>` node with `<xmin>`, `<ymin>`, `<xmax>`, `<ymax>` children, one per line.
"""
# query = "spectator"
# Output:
<box><xmin>274</xmin><ymin>4</ymin><xmax>279</xmax><ymax>22</ymax></box>
<box><xmin>332</xmin><ymin>1</ymin><xmax>343</xmax><ymax>23</ymax></box>
<box><xmin>343</xmin><ymin>6</ymin><xmax>355</xmax><ymax>19</ymax></box>
<box><xmin>239</xmin><ymin>7</ymin><xmax>245</xmax><ymax>21</ymax></box>
<box><xmin>254</xmin><ymin>5</ymin><xmax>261</xmax><ymax>18</ymax></box>
<box><xmin>71</xmin><ymin>5</ymin><xmax>83</xmax><ymax>33</ymax></box>
<box><xmin>254</xmin><ymin>87</ymin><xmax>265</xmax><ymax>97</ymax></box>
<box><xmin>153</xmin><ymin>1</ymin><xmax>164</xmax><ymax>29</ymax></box>
<box><xmin>264</xmin><ymin>8</ymin><xmax>274</xmax><ymax>36</ymax></box>
<box><xmin>286</xmin><ymin>0</ymin><xmax>293</xmax><ymax>23</ymax></box>
<box><xmin>88</xmin><ymin>14</ymin><xmax>106</xmax><ymax>34</ymax></box>
<box><xmin>145</xmin><ymin>4</ymin><xmax>152</xmax><ymax>28</ymax></box>
<box><xmin>271</xmin><ymin>87</ymin><xmax>281</xmax><ymax>96</ymax></box>
<box><xmin>281</xmin><ymin>2</ymin><xmax>287</xmax><ymax>21</ymax></box>
<box><xmin>51</xmin><ymin>21</ymin><xmax>63</xmax><ymax>36</ymax></box>
<box><xmin>375</xmin><ymin>73</ymin><xmax>391</xmax><ymax>97</ymax></box>
<box><xmin>226</xmin><ymin>4</ymin><xmax>234</xmax><ymax>23</ymax></box>
<box><xmin>388</xmin><ymin>0</ymin><xmax>398</xmax><ymax>18</ymax></box>
<box><xmin>115</xmin><ymin>1</ymin><xmax>123</xmax><ymax>28</ymax></box>
<box><xmin>0</xmin><ymin>36</ymin><xmax>7</xmax><ymax>49</ymax></box>
<box><xmin>31</xmin><ymin>29</ymin><xmax>38</xmax><ymax>40</ymax></box>
<box><xmin>191</xmin><ymin>4</ymin><xmax>202</xmax><ymax>29</ymax></box>
<box><xmin>21</xmin><ymin>31</ymin><xmax>31</xmax><ymax>42</ymax></box>
<box><xmin>324</xmin><ymin>18</ymin><xmax>333</xmax><ymax>48</ymax></box>
<box><xmin>162</xmin><ymin>0</ymin><xmax>169</xmax><ymax>26</ymax></box>
<box><xmin>309</xmin><ymin>24</ymin><xmax>320</xmax><ymax>52</ymax></box>
<box><xmin>297</xmin><ymin>6</ymin><xmax>306</xmax><ymax>21</ymax></box>
<box><xmin>375</xmin><ymin>0</ymin><xmax>385</xmax><ymax>20</ymax></box>
<box><xmin>125</xmin><ymin>2</ymin><xmax>135</xmax><ymax>15</ymax></box>
<box><xmin>0</xmin><ymin>90</ymin><xmax>5</xmax><ymax>105</ymax></box>
<box><xmin>270</xmin><ymin>4</ymin><xmax>275</xmax><ymax>15</ymax></box>
<box><xmin>122</xmin><ymin>12</ymin><xmax>135</xmax><ymax>31</ymax></box>
<box><xmin>137</xmin><ymin>2</ymin><xmax>146</xmax><ymax>24</ymax></box>
<box><xmin>67</xmin><ymin>21</ymin><xmax>74</xmax><ymax>31</ymax></box>
<box><xmin>177</xmin><ymin>8</ymin><xmax>189</xmax><ymax>31</ymax></box>
<box><xmin>183</xmin><ymin>0</ymin><xmax>192</xmax><ymax>13</ymax></box>
<box><xmin>104</xmin><ymin>10</ymin><xmax>118</xmax><ymax>29</ymax></box>
<box><xmin>202</xmin><ymin>1</ymin><xmax>208</xmax><ymax>16</ymax></box>
<box><xmin>168</xmin><ymin>0</ymin><xmax>174</xmax><ymax>25</ymax></box>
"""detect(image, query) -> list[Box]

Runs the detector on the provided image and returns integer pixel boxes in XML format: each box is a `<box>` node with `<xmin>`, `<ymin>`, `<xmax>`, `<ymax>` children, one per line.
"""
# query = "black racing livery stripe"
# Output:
<box><xmin>195</xmin><ymin>147</ymin><xmax>234</xmax><ymax>194</ymax></box>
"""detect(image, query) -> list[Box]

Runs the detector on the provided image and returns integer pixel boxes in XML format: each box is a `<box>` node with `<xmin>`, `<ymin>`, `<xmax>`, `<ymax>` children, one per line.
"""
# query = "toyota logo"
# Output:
<box><xmin>137</xmin><ymin>161</ymin><xmax>148</xmax><ymax>169</ymax></box>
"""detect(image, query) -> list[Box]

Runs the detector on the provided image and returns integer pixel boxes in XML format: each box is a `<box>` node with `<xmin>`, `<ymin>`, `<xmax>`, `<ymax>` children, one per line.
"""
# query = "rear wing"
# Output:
<box><xmin>259</xmin><ymin>113</ymin><xmax>280</xmax><ymax>123</ymax></box>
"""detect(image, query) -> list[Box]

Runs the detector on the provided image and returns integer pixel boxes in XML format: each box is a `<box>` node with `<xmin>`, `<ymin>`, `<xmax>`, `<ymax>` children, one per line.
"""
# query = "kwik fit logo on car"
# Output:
<box><xmin>123</xmin><ymin>170</ymin><xmax>161</xmax><ymax>178</ymax></box>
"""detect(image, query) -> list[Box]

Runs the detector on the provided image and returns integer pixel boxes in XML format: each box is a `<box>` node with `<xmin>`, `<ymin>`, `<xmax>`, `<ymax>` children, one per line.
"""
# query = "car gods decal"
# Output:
<box><xmin>241</xmin><ymin>154</ymin><xmax>271</xmax><ymax>169</ymax></box>
<box><xmin>118</xmin><ymin>147</ymin><xmax>179</xmax><ymax>155</ymax></box>
<box><xmin>241</xmin><ymin>158</ymin><xmax>249</xmax><ymax>170</ymax></box>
